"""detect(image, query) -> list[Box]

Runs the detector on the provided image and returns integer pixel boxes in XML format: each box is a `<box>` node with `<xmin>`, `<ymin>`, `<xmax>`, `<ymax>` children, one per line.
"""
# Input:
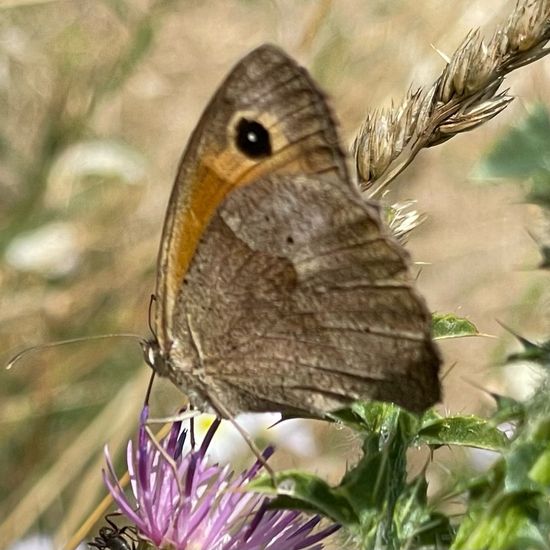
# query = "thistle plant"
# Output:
<box><xmin>101</xmin><ymin>408</ymin><xmax>340</xmax><ymax>550</ymax></box>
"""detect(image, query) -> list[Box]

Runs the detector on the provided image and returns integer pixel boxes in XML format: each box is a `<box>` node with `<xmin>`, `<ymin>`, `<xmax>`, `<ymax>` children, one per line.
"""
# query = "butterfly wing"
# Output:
<box><xmin>153</xmin><ymin>44</ymin><xmax>440</xmax><ymax>415</ymax></box>
<box><xmin>168</xmin><ymin>174</ymin><xmax>440</xmax><ymax>415</ymax></box>
<box><xmin>154</xmin><ymin>44</ymin><xmax>346</xmax><ymax>353</ymax></box>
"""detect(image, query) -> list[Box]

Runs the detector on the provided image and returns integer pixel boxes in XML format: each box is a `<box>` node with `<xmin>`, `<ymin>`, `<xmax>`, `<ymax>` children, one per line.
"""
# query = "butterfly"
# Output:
<box><xmin>143</xmin><ymin>44</ymin><xmax>441</xmax><ymax>419</ymax></box>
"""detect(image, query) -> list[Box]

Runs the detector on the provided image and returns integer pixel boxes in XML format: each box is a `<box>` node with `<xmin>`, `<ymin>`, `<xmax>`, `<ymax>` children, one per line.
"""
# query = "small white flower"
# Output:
<box><xmin>45</xmin><ymin>139</ymin><xmax>147</xmax><ymax>207</ymax></box>
<box><xmin>182</xmin><ymin>413</ymin><xmax>316</xmax><ymax>463</ymax></box>
<box><xmin>5</xmin><ymin>222</ymin><xmax>79</xmax><ymax>277</ymax></box>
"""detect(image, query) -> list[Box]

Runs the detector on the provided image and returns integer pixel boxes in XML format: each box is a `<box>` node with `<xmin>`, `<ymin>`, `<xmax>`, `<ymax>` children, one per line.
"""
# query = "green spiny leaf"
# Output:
<box><xmin>508</xmin><ymin>337</ymin><xmax>550</xmax><ymax>367</ymax></box>
<box><xmin>529</xmin><ymin>447</ymin><xmax>550</xmax><ymax>486</ymax></box>
<box><xmin>432</xmin><ymin>313</ymin><xmax>480</xmax><ymax>339</ymax></box>
<box><xmin>418</xmin><ymin>414</ymin><xmax>508</xmax><ymax>450</ymax></box>
<box><xmin>249</xmin><ymin>471</ymin><xmax>359</xmax><ymax>526</ymax></box>
<box><xmin>452</xmin><ymin>492</ymin><xmax>547</xmax><ymax>550</ymax></box>
<box><xmin>491</xmin><ymin>393</ymin><xmax>526</xmax><ymax>426</ymax></box>
<box><xmin>504</xmin><ymin>443</ymin><xmax>547</xmax><ymax>493</ymax></box>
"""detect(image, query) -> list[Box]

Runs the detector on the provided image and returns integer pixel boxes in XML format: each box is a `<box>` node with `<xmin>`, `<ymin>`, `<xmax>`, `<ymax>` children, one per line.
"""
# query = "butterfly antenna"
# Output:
<box><xmin>5</xmin><ymin>333</ymin><xmax>145</xmax><ymax>370</ymax></box>
<box><xmin>148</xmin><ymin>294</ymin><xmax>157</xmax><ymax>336</ymax></box>
<box><xmin>143</xmin><ymin>295</ymin><xmax>158</xmax><ymax>407</ymax></box>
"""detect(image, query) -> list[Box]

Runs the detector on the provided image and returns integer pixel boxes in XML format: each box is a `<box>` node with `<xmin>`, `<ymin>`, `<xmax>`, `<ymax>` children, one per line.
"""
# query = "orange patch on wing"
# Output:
<box><xmin>165</xmin><ymin>140</ymin><xmax>311</xmax><ymax>303</ymax></box>
<box><xmin>167</xmin><ymin>157</ymin><xmax>235</xmax><ymax>294</ymax></box>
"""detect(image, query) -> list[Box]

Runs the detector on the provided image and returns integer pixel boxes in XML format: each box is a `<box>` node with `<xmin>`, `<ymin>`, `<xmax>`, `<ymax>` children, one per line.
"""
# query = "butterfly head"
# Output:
<box><xmin>142</xmin><ymin>337</ymin><xmax>170</xmax><ymax>378</ymax></box>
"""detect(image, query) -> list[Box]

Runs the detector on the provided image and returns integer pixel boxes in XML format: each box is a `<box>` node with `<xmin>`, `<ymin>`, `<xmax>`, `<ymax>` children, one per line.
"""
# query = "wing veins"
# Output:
<box><xmin>312</xmin><ymin>281</ymin><xmax>411</xmax><ymax>291</ymax></box>
<box><xmin>285</xmin><ymin>322</ymin><xmax>425</xmax><ymax>342</ymax></box>
<box><xmin>207</xmin><ymin>355</ymin><xmax>386</xmax><ymax>383</ymax></box>
<box><xmin>295</xmin><ymin>236</ymin><xmax>391</xmax><ymax>265</ymax></box>
<box><xmin>253</xmin><ymin>334</ymin><xmax>364</xmax><ymax>354</ymax></box>
<box><xmin>284</xmin><ymin>384</ymin><xmax>355</xmax><ymax>401</ymax></box>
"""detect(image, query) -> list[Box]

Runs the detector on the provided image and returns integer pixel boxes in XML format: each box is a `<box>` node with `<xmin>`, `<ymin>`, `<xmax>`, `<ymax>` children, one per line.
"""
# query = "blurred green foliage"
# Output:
<box><xmin>475</xmin><ymin>105</ymin><xmax>550</xmax><ymax>184</ymax></box>
<box><xmin>476</xmin><ymin>104</ymin><xmax>550</xmax><ymax>211</ymax></box>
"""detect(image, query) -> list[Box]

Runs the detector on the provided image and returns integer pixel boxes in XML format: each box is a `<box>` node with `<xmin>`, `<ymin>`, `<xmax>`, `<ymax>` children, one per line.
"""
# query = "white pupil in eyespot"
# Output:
<box><xmin>247</xmin><ymin>131</ymin><xmax>257</xmax><ymax>143</ymax></box>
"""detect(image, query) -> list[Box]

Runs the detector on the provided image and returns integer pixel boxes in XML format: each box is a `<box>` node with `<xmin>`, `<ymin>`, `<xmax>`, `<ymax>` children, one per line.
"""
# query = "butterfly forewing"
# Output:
<box><xmin>154</xmin><ymin>45</ymin><xmax>345</xmax><ymax>349</ymax></box>
<box><xmin>152</xmin><ymin>44</ymin><xmax>441</xmax><ymax>416</ymax></box>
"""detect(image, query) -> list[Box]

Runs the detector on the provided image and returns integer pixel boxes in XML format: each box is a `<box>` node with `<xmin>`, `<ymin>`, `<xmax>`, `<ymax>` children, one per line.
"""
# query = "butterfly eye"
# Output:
<box><xmin>235</xmin><ymin>118</ymin><xmax>272</xmax><ymax>158</ymax></box>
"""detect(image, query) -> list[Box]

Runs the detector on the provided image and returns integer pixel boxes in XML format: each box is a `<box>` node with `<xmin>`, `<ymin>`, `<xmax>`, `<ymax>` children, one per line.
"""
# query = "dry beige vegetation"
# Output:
<box><xmin>0</xmin><ymin>0</ymin><xmax>548</xmax><ymax>547</ymax></box>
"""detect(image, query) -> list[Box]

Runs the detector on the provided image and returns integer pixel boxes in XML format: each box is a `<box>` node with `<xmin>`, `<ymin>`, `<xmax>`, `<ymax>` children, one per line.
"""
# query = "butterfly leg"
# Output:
<box><xmin>204</xmin><ymin>388</ymin><xmax>276</xmax><ymax>482</ymax></box>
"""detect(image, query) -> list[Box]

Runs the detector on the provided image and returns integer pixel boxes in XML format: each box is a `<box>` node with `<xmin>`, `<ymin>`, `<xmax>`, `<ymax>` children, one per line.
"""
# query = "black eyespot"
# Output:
<box><xmin>286</xmin><ymin>236</ymin><xmax>294</xmax><ymax>244</ymax></box>
<box><xmin>235</xmin><ymin>118</ymin><xmax>272</xmax><ymax>158</ymax></box>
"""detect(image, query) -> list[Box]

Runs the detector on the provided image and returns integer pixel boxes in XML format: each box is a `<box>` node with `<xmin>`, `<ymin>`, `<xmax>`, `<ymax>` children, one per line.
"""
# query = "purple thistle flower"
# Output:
<box><xmin>103</xmin><ymin>407</ymin><xmax>340</xmax><ymax>550</ymax></box>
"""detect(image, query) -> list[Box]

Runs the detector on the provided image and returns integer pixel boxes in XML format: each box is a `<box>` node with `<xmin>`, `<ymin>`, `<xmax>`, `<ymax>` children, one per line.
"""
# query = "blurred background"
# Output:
<box><xmin>0</xmin><ymin>0</ymin><xmax>548</xmax><ymax>547</ymax></box>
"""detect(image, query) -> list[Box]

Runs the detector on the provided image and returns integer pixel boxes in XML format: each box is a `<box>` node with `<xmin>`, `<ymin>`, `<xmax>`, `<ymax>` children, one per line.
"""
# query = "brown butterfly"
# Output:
<box><xmin>143</xmin><ymin>44</ymin><xmax>441</xmax><ymax>419</ymax></box>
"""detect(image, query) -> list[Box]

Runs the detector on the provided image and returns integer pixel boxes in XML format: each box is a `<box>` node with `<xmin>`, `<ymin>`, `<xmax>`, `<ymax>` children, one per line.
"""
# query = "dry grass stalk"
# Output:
<box><xmin>385</xmin><ymin>197</ymin><xmax>426</xmax><ymax>244</ymax></box>
<box><xmin>355</xmin><ymin>0</ymin><xmax>550</xmax><ymax>197</ymax></box>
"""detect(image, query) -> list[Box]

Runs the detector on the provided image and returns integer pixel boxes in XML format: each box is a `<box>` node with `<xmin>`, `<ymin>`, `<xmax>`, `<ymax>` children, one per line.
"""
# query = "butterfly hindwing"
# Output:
<box><xmin>167</xmin><ymin>172</ymin><xmax>439</xmax><ymax>415</ymax></box>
